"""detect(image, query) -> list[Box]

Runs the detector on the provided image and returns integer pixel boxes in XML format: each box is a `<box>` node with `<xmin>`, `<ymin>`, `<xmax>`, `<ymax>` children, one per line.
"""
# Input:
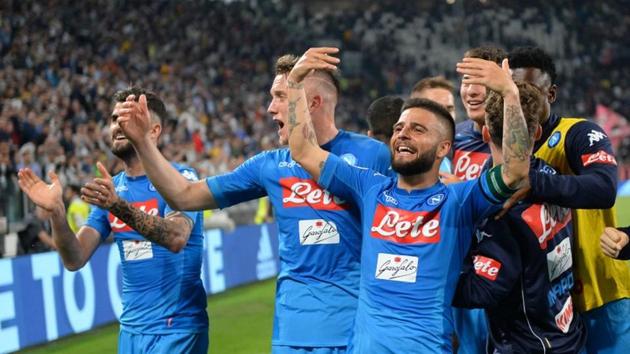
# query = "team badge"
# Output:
<box><xmin>427</xmin><ymin>193</ymin><xmax>445</xmax><ymax>206</ymax></box>
<box><xmin>340</xmin><ymin>153</ymin><xmax>358</xmax><ymax>166</ymax></box>
<box><xmin>148</xmin><ymin>183</ymin><xmax>157</xmax><ymax>192</ymax></box>
<box><xmin>548</xmin><ymin>132</ymin><xmax>561</xmax><ymax>148</ymax></box>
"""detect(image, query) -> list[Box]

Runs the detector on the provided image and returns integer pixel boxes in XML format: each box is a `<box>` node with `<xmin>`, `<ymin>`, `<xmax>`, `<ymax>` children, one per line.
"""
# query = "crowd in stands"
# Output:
<box><xmin>1</xmin><ymin>0</ymin><xmax>628</xmax><ymax>237</ymax></box>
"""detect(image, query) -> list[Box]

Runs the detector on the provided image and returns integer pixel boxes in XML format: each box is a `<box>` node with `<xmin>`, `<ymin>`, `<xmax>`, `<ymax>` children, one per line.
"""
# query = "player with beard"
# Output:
<box><xmin>115</xmin><ymin>55</ymin><xmax>391</xmax><ymax>353</ymax></box>
<box><xmin>286</xmin><ymin>47</ymin><xmax>531</xmax><ymax>353</ymax></box>
<box><xmin>17</xmin><ymin>87</ymin><xmax>208</xmax><ymax>354</ymax></box>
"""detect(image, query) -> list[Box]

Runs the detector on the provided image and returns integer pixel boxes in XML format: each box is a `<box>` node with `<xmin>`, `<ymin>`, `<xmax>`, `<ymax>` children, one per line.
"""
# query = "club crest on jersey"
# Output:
<box><xmin>148</xmin><ymin>183</ymin><xmax>157</xmax><ymax>192</ymax></box>
<box><xmin>375</xmin><ymin>253</ymin><xmax>418</xmax><ymax>283</ymax></box>
<box><xmin>280</xmin><ymin>177</ymin><xmax>348</xmax><ymax>210</ymax></box>
<box><xmin>109</xmin><ymin>199</ymin><xmax>159</xmax><ymax>232</ymax></box>
<box><xmin>453</xmin><ymin>150</ymin><xmax>489</xmax><ymax>180</ymax></box>
<box><xmin>340</xmin><ymin>153</ymin><xmax>358</xmax><ymax>166</ymax></box>
<box><xmin>521</xmin><ymin>204</ymin><xmax>571</xmax><ymax>249</ymax></box>
<box><xmin>548</xmin><ymin>131</ymin><xmax>561</xmax><ymax>148</ymax></box>
<box><xmin>427</xmin><ymin>193</ymin><xmax>445</xmax><ymax>206</ymax></box>
<box><xmin>370</xmin><ymin>204</ymin><xmax>440</xmax><ymax>244</ymax></box>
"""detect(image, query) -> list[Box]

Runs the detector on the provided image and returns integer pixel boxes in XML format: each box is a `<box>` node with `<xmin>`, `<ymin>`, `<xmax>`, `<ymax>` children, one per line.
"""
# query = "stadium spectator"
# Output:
<box><xmin>17</xmin><ymin>206</ymin><xmax>55</xmax><ymax>254</ymax></box>
<box><xmin>17</xmin><ymin>87</ymin><xmax>209</xmax><ymax>354</ymax></box>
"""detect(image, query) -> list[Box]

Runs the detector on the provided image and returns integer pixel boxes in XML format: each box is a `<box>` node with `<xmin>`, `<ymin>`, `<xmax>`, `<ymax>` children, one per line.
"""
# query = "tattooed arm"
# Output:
<box><xmin>82</xmin><ymin>162</ymin><xmax>194</xmax><ymax>253</ymax></box>
<box><xmin>286</xmin><ymin>47</ymin><xmax>339</xmax><ymax>181</ymax></box>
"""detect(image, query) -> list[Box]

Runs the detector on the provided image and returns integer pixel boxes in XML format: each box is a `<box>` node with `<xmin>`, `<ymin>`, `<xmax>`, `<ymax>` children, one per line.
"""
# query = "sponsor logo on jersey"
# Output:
<box><xmin>382</xmin><ymin>191</ymin><xmax>398</xmax><ymax>205</ymax></box>
<box><xmin>475</xmin><ymin>229</ymin><xmax>493</xmax><ymax>243</ymax></box>
<box><xmin>453</xmin><ymin>150</ymin><xmax>489</xmax><ymax>180</ymax></box>
<box><xmin>280</xmin><ymin>178</ymin><xmax>347</xmax><ymax>210</ymax></box>
<box><xmin>587</xmin><ymin>129</ymin><xmax>607</xmax><ymax>146</ymax></box>
<box><xmin>548</xmin><ymin>131</ymin><xmax>561</xmax><ymax>148</ymax></box>
<box><xmin>581</xmin><ymin>150</ymin><xmax>617</xmax><ymax>167</ymax></box>
<box><xmin>427</xmin><ymin>193</ymin><xmax>445</xmax><ymax>206</ymax></box>
<box><xmin>548</xmin><ymin>272</ymin><xmax>574</xmax><ymax>307</ymax></box>
<box><xmin>109</xmin><ymin>199</ymin><xmax>159</xmax><ymax>232</ymax></box>
<box><xmin>370</xmin><ymin>204</ymin><xmax>440</xmax><ymax>244</ymax></box>
<box><xmin>473</xmin><ymin>255</ymin><xmax>501</xmax><ymax>281</ymax></box>
<box><xmin>555</xmin><ymin>297</ymin><xmax>574</xmax><ymax>334</ymax></box>
<box><xmin>115</xmin><ymin>184</ymin><xmax>128</xmax><ymax>192</ymax></box>
<box><xmin>547</xmin><ymin>237</ymin><xmax>572</xmax><ymax>281</ymax></box>
<box><xmin>539</xmin><ymin>165</ymin><xmax>557</xmax><ymax>175</ymax></box>
<box><xmin>375</xmin><ymin>253</ymin><xmax>418</xmax><ymax>283</ymax></box>
<box><xmin>122</xmin><ymin>240</ymin><xmax>153</xmax><ymax>261</ymax></box>
<box><xmin>521</xmin><ymin>204</ymin><xmax>571</xmax><ymax>249</ymax></box>
<box><xmin>298</xmin><ymin>219</ymin><xmax>340</xmax><ymax>245</ymax></box>
<box><xmin>340</xmin><ymin>153</ymin><xmax>358</xmax><ymax>166</ymax></box>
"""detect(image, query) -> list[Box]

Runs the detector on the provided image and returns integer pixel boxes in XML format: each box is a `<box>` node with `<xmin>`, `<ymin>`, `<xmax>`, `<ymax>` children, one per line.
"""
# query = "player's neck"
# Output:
<box><xmin>490</xmin><ymin>143</ymin><xmax>503</xmax><ymax>166</ymax></box>
<box><xmin>396</xmin><ymin>170</ymin><xmax>439</xmax><ymax>192</ymax></box>
<box><xmin>312</xmin><ymin>116</ymin><xmax>339</xmax><ymax>146</ymax></box>
<box><xmin>123</xmin><ymin>154</ymin><xmax>145</xmax><ymax>177</ymax></box>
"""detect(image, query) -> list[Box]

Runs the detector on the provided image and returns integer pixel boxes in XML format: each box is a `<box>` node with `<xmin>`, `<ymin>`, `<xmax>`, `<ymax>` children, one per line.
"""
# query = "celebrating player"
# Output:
<box><xmin>286</xmin><ymin>47</ymin><xmax>530</xmax><ymax>353</ymax></box>
<box><xmin>17</xmin><ymin>87</ymin><xmax>208</xmax><ymax>354</ymax></box>
<box><xmin>116</xmin><ymin>55</ymin><xmax>391</xmax><ymax>353</ymax></box>
<box><xmin>453</xmin><ymin>81</ymin><xmax>587</xmax><ymax>353</ymax></box>
<box><xmin>508</xmin><ymin>46</ymin><xmax>627</xmax><ymax>354</ymax></box>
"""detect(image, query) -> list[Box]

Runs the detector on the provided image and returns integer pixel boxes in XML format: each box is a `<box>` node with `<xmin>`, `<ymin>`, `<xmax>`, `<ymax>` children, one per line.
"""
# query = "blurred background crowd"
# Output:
<box><xmin>1</xmin><ymin>0</ymin><xmax>629</xmax><ymax>254</ymax></box>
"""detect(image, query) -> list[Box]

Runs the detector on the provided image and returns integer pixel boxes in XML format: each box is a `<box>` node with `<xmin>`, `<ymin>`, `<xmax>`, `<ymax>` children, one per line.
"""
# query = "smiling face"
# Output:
<box><xmin>390</xmin><ymin>108</ymin><xmax>449</xmax><ymax>176</ymax></box>
<box><xmin>459</xmin><ymin>78</ymin><xmax>487</xmax><ymax>125</ymax></box>
<box><xmin>267</xmin><ymin>74</ymin><xmax>289</xmax><ymax>146</ymax></box>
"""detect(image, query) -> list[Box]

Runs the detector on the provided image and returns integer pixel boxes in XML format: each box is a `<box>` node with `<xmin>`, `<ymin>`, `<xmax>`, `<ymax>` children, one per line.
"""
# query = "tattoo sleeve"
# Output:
<box><xmin>109</xmin><ymin>199</ymin><xmax>192</xmax><ymax>248</ymax></box>
<box><xmin>502</xmin><ymin>100</ymin><xmax>532</xmax><ymax>184</ymax></box>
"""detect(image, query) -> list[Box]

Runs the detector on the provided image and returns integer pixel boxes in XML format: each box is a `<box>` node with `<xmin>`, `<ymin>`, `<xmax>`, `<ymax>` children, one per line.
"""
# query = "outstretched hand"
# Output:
<box><xmin>116</xmin><ymin>94</ymin><xmax>153</xmax><ymax>145</ymax></box>
<box><xmin>17</xmin><ymin>169</ymin><xmax>64</xmax><ymax>212</ymax></box>
<box><xmin>287</xmin><ymin>47</ymin><xmax>340</xmax><ymax>84</ymax></box>
<box><xmin>456</xmin><ymin>58</ymin><xmax>517</xmax><ymax>97</ymax></box>
<box><xmin>81</xmin><ymin>162</ymin><xmax>119</xmax><ymax>209</ymax></box>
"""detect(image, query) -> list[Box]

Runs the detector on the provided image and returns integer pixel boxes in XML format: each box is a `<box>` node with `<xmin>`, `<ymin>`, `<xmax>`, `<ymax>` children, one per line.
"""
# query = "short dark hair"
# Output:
<box><xmin>411</xmin><ymin>76</ymin><xmax>454</xmax><ymax>95</ymax></box>
<box><xmin>112</xmin><ymin>87</ymin><xmax>168</xmax><ymax>124</ymax></box>
<box><xmin>274</xmin><ymin>54</ymin><xmax>341</xmax><ymax>95</ymax></box>
<box><xmin>401</xmin><ymin>98</ymin><xmax>455</xmax><ymax>142</ymax></box>
<box><xmin>366</xmin><ymin>96</ymin><xmax>404</xmax><ymax>140</ymax></box>
<box><xmin>464</xmin><ymin>46</ymin><xmax>507</xmax><ymax>64</ymax></box>
<box><xmin>508</xmin><ymin>46</ymin><xmax>557</xmax><ymax>84</ymax></box>
<box><xmin>485</xmin><ymin>81</ymin><xmax>545</xmax><ymax>147</ymax></box>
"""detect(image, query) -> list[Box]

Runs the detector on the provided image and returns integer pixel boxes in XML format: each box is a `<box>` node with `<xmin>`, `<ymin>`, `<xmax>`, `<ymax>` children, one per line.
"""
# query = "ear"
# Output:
<box><xmin>548</xmin><ymin>84</ymin><xmax>557</xmax><ymax>104</ymax></box>
<box><xmin>533</xmin><ymin>124</ymin><xmax>543</xmax><ymax>141</ymax></box>
<box><xmin>481</xmin><ymin>125</ymin><xmax>491</xmax><ymax>144</ymax></box>
<box><xmin>150</xmin><ymin>123</ymin><xmax>162</xmax><ymax>140</ymax></box>
<box><xmin>436</xmin><ymin>140</ymin><xmax>452</xmax><ymax>159</ymax></box>
<box><xmin>309</xmin><ymin>94</ymin><xmax>322</xmax><ymax>112</ymax></box>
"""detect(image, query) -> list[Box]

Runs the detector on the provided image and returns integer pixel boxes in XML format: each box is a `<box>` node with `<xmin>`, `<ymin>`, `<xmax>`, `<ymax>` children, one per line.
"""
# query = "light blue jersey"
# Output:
<box><xmin>86</xmin><ymin>164</ymin><xmax>207</xmax><ymax>335</ymax></box>
<box><xmin>206</xmin><ymin>130</ymin><xmax>391</xmax><ymax>347</ymax></box>
<box><xmin>318</xmin><ymin>154</ymin><xmax>507</xmax><ymax>353</ymax></box>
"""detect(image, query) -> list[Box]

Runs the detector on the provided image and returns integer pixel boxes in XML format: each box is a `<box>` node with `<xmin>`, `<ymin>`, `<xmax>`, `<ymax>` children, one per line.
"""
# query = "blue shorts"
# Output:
<box><xmin>452</xmin><ymin>307</ymin><xmax>488</xmax><ymax>354</ymax></box>
<box><xmin>118</xmin><ymin>329</ymin><xmax>208</xmax><ymax>354</ymax></box>
<box><xmin>272</xmin><ymin>345</ymin><xmax>346</xmax><ymax>354</ymax></box>
<box><xmin>583</xmin><ymin>298</ymin><xmax>630</xmax><ymax>354</ymax></box>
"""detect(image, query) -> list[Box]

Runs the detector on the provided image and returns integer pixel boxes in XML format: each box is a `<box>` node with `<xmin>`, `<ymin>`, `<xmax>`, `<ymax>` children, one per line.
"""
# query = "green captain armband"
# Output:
<box><xmin>484</xmin><ymin>165</ymin><xmax>517</xmax><ymax>200</ymax></box>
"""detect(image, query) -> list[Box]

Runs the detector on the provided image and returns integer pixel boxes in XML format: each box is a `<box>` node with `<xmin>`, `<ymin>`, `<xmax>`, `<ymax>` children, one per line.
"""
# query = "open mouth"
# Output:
<box><xmin>466</xmin><ymin>100</ymin><xmax>484</xmax><ymax>110</ymax></box>
<box><xmin>395</xmin><ymin>145</ymin><xmax>416</xmax><ymax>156</ymax></box>
<box><xmin>274</xmin><ymin>119</ymin><xmax>285</xmax><ymax>130</ymax></box>
<box><xmin>113</xmin><ymin>134</ymin><xmax>127</xmax><ymax>141</ymax></box>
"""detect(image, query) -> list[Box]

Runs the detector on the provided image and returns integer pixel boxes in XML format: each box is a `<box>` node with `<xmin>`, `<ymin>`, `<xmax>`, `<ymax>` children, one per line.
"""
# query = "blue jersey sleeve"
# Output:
<box><xmin>450</xmin><ymin>168</ymin><xmax>508</xmax><ymax>223</ymax></box>
<box><xmin>85</xmin><ymin>206</ymin><xmax>110</xmax><ymax>241</ymax></box>
<box><xmin>167</xmin><ymin>166</ymin><xmax>202</xmax><ymax>221</ymax></box>
<box><xmin>373</xmin><ymin>143</ymin><xmax>393</xmax><ymax>176</ymax></box>
<box><xmin>205</xmin><ymin>152</ymin><xmax>268</xmax><ymax>208</ymax></box>
<box><xmin>453</xmin><ymin>218</ymin><xmax>522</xmax><ymax>308</ymax></box>
<box><xmin>530</xmin><ymin>121</ymin><xmax>618</xmax><ymax>209</ymax></box>
<box><xmin>318</xmin><ymin>153</ymin><xmax>387</xmax><ymax>205</ymax></box>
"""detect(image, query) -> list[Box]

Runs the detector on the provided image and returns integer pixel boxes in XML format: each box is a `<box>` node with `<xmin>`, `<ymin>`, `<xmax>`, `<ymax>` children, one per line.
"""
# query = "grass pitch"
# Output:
<box><xmin>19</xmin><ymin>279</ymin><xmax>276</xmax><ymax>354</ymax></box>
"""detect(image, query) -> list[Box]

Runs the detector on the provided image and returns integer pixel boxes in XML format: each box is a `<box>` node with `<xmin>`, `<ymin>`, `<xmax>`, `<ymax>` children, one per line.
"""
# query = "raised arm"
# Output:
<box><xmin>18</xmin><ymin>169</ymin><xmax>101</xmax><ymax>271</ymax></box>
<box><xmin>81</xmin><ymin>162</ymin><xmax>193</xmax><ymax>253</ymax></box>
<box><xmin>117</xmin><ymin>94</ymin><xmax>216</xmax><ymax>211</ymax></box>
<box><xmin>457</xmin><ymin>58</ymin><xmax>531</xmax><ymax>188</ymax></box>
<box><xmin>286</xmin><ymin>47</ymin><xmax>339</xmax><ymax>181</ymax></box>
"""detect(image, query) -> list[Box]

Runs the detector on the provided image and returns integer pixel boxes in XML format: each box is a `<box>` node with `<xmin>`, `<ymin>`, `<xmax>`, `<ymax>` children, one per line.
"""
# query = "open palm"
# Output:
<box><xmin>17</xmin><ymin>169</ymin><xmax>63</xmax><ymax>212</ymax></box>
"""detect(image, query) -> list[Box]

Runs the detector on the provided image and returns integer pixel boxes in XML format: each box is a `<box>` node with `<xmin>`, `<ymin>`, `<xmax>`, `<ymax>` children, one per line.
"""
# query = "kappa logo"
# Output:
<box><xmin>278</xmin><ymin>160</ymin><xmax>298</xmax><ymax>168</ymax></box>
<box><xmin>587</xmin><ymin>130</ymin><xmax>607</xmax><ymax>146</ymax></box>
<box><xmin>581</xmin><ymin>150</ymin><xmax>617</xmax><ymax>167</ymax></box>
<box><xmin>109</xmin><ymin>199</ymin><xmax>159</xmax><ymax>232</ymax></box>
<box><xmin>370</xmin><ymin>204</ymin><xmax>440</xmax><ymax>244</ymax></box>
<box><xmin>382</xmin><ymin>191</ymin><xmax>398</xmax><ymax>205</ymax></box>
<box><xmin>475</xmin><ymin>229</ymin><xmax>493</xmax><ymax>243</ymax></box>
<box><xmin>453</xmin><ymin>150</ymin><xmax>490</xmax><ymax>180</ymax></box>
<box><xmin>521</xmin><ymin>204</ymin><xmax>571</xmax><ymax>249</ymax></box>
<box><xmin>548</xmin><ymin>131</ymin><xmax>561</xmax><ymax>148</ymax></box>
<box><xmin>427</xmin><ymin>193</ymin><xmax>445</xmax><ymax>206</ymax></box>
<box><xmin>280</xmin><ymin>177</ymin><xmax>347</xmax><ymax>210</ymax></box>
